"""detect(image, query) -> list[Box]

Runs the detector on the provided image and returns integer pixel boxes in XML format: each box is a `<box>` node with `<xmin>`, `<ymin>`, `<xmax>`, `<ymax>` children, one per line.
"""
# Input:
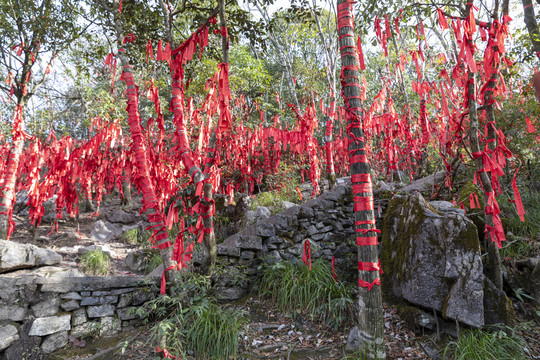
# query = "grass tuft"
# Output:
<box><xmin>121</xmin><ymin>228</ymin><xmax>140</xmax><ymax>245</ymax></box>
<box><xmin>443</xmin><ymin>327</ymin><xmax>528</xmax><ymax>360</ymax></box>
<box><xmin>259</xmin><ymin>259</ymin><xmax>356</xmax><ymax>330</ymax></box>
<box><xmin>80</xmin><ymin>249</ymin><xmax>110</xmax><ymax>276</ymax></box>
<box><xmin>138</xmin><ymin>273</ymin><xmax>245</xmax><ymax>359</ymax></box>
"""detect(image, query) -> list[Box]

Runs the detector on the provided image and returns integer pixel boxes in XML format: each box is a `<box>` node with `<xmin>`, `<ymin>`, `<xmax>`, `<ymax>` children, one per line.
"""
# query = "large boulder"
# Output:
<box><xmin>381</xmin><ymin>193</ymin><xmax>485</xmax><ymax>327</ymax></box>
<box><xmin>0</xmin><ymin>240</ymin><xmax>62</xmax><ymax>273</ymax></box>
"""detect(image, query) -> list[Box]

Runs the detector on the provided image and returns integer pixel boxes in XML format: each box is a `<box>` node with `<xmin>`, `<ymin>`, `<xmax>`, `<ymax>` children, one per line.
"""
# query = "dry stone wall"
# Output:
<box><xmin>213</xmin><ymin>180</ymin><xmax>388</xmax><ymax>300</ymax></box>
<box><xmin>0</xmin><ymin>275</ymin><xmax>157</xmax><ymax>359</ymax></box>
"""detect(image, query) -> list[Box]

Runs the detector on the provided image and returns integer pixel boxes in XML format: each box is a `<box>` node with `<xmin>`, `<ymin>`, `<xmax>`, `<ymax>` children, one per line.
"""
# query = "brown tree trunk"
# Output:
<box><xmin>121</xmin><ymin>169</ymin><xmax>132</xmax><ymax>208</ymax></box>
<box><xmin>337</xmin><ymin>0</ymin><xmax>385</xmax><ymax>358</ymax></box>
<box><xmin>523</xmin><ymin>0</ymin><xmax>540</xmax><ymax>54</ymax></box>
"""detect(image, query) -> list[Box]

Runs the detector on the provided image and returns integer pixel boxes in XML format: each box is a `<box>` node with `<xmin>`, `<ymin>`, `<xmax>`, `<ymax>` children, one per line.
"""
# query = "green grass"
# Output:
<box><xmin>442</xmin><ymin>327</ymin><xmax>528</xmax><ymax>360</ymax></box>
<box><xmin>185</xmin><ymin>302</ymin><xmax>245</xmax><ymax>359</ymax></box>
<box><xmin>249</xmin><ymin>191</ymin><xmax>284</xmax><ymax>213</ymax></box>
<box><xmin>500</xmin><ymin>237</ymin><xmax>538</xmax><ymax>259</ymax></box>
<box><xmin>121</xmin><ymin>228</ymin><xmax>140</xmax><ymax>245</ymax></box>
<box><xmin>500</xmin><ymin>190</ymin><xmax>540</xmax><ymax>241</ymax></box>
<box><xmin>138</xmin><ymin>273</ymin><xmax>245</xmax><ymax>359</ymax></box>
<box><xmin>143</xmin><ymin>250</ymin><xmax>163</xmax><ymax>274</ymax></box>
<box><xmin>259</xmin><ymin>259</ymin><xmax>356</xmax><ymax>330</ymax></box>
<box><xmin>80</xmin><ymin>249</ymin><xmax>110</xmax><ymax>275</ymax></box>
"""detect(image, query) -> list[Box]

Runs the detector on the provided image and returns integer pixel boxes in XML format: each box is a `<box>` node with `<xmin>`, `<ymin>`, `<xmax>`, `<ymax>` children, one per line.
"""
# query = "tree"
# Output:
<box><xmin>0</xmin><ymin>0</ymin><xmax>85</xmax><ymax>239</ymax></box>
<box><xmin>337</xmin><ymin>0</ymin><xmax>386</xmax><ymax>358</ymax></box>
<box><xmin>93</xmin><ymin>0</ymin><xmax>177</xmax><ymax>288</ymax></box>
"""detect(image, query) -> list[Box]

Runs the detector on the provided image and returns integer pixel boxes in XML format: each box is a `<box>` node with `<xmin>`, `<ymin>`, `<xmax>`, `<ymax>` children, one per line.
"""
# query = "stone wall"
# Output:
<box><xmin>0</xmin><ymin>274</ymin><xmax>158</xmax><ymax>359</ymax></box>
<box><xmin>213</xmin><ymin>180</ymin><xmax>388</xmax><ymax>300</ymax></box>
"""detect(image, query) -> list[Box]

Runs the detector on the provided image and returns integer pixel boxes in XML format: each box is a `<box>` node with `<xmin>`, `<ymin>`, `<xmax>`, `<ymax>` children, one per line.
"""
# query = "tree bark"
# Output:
<box><xmin>337</xmin><ymin>0</ymin><xmax>385</xmax><ymax>358</ymax></box>
<box><xmin>0</xmin><ymin>104</ymin><xmax>25</xmax><ymax>239</ymax></box>
<box><xmin>106</xmin><ymin>0</ymin><xmax>176</xmax><ymax>289</ymax></box>
<box><xmin>523</xmin><ymin>0</ymin><xmax>540</xmax><ymax>54</ymax></box>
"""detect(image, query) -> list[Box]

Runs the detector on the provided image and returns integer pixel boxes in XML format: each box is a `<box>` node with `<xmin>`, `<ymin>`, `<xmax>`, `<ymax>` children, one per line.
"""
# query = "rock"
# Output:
<box><xmin>217</xmin><ymin>244</ymin><xmax>241</xmax><ymax>257</ymax></box>
<box><xmin>90</xmin><ymin>220</ymin><xmax>122</xmax><ymax>242</ymax></box>
<box><xmin>60</xmin><ymin>300</ymin><xmax>81</xmax><ymax>311</ymax></box>
<box><xmin>0</xmin><ymin>324</ymin><xmax>19</xmax><ymax>351</ymax></box>
<box><xmin>71</xmin><ymin>322</ymin><xmax>100</xmax><ymax>338</ymax></box>
<box><xmin>99</xmin><ymin>317</ymin><xmax>121</xmax><ymax>336</ymax></box>
<box><xmin>240</xmin><ymin>250</ymin><xmax>255</xmax><ymax>260</ymax></box>
<box><xmin>0</xmin><ymin>240</ymin><xmax>62</xmax><ymax>273</ymax></box>
<box><xmin>32</xmin><ymin>298</ymin><xmax>60</xmax><ymax>317</ymax></box>
<box><xmin>256</xmin><ymin>223</ymin><xmax>276</xmax><ymax>238</ymax></box>
<box><xmin>381</xmin><ymin>193</ymin><xmax>485</xmax><ymax>327</ymax></box>
<box><xmin>78</xmin><ymin>245</ymin><xmax>112</xmax><ymax>257</ymax></box>
<box><xmin>0</xmin><ymin>305</ymin><xmax>28</xmax><ymax>321</ymax></box>
<box><xmin>29</xmin><ymin>315</ymin><xmax>71</xmax><ymax>336</ymax></box>
<box><xmin>399</xmin><ymin>171</ymin><xmax>447</xmax><ymax>194</ymax></box>
<box><xmin>41</xmin><ymin>331</ymin><xmax>68</xmax><ymax>353</ymax></box>
<box><xmin>106</xmin><ymin>211</ymin><xmax>140</xmax><ymax>224</ymax></box>
<box><xmin>117</xmin><ymin>293</ymin><xmax>132</xmax><ymax>308</ymax></box>
<box><xmin>306</xmin><ymin>225</ymin><xmax>318</xmax><ymax>236</ymax></box>
<box><xmin>87</xmin><ymin>304</ymin><xmax>115</xmax><ymax>318</ymax></box>
<box><xmin>28</xmin><ymin>266</ymin><xmax>84</xmax><ymax>278</ymax></box>
<box><xmin>14</xmin><ymin>191</ymin><xmax>29</xmax><ymax>214</ymax></box>
<box><xmin>264</xmin><ymin>250</ymin><xmax>282</xmax><ymax>264</ymax></box>
<box><xmin>281</xmin><ymin>201</ymin><xmax>297</xmax><ymax>209</ymax></box>
<box><xmin>131</xmin><ymin>289</ymin><xmax>153</xmax><ymax>306</ymax></box>
<box><xmin>61</xmin><ymin>292</ymin><xmax>82</xmax><ymax>300</ymax></box>
<box><xmin>216</xmin><ymin>286</ymin><xmax>247</xmax><ymax>301</ymax></box>
<box><xmin>429</xmin><ymin>201</ymin><xmax>466</xmax><ymax>216</ymax></box>
<box><xmin>244</xmin><ymin>210</ymin><xmax>257</xmax><ymax>224</ymax></box>
<box><xmin>236</xmin><ymin>235</ymin><xmax>263</xmax><ymax>250</ymax></box>
<box><xmin>72</xmin><ymin>309</ymin><xmax>87</xmax><ymax>326</ymax></box>
<box><xmin>345</xmin><ymin>326</ymin><xmax>359</xmax><ymax>353</ymax></box>
<box><xmin>117</xmin><ymin>307</ymin><xmax>139</xmax><ymax>321</ymax></box>
<box><xmin>483</xmin><ymin>278</ymin><xmax>515</xmax><ymax>325</ymax></box>
<box><xmin>80</xmin><ymin>295</ymin><xmax>118</xmax><ymax>306</ymax></box>
<box><xmin>124</xmin><ymin>249</ymin><xmax>157</xmax><ymax>273</ymax></box>
<box><xmin>265</xmin><ymin>236</ymin><xmax>283</xmax><ymax>250</ymax></box>
<box><xmin>298</xmin><ymin>206</ymin><xmax>314</xmax><ymax>219</ymax></box>
<box><xmin>256</xmin><ymin>206</ymin><xmax>271</xmax><ymax>219</ymax></box>
<box><xmin>42</xmin><ymin>195</ymin><xmax>58</xmax><ymax>222</ymax></box>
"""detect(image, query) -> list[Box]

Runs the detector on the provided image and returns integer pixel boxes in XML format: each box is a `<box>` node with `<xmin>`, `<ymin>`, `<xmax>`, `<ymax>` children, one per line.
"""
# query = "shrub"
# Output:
<box><xmin>80</xmin><ymin>249</ymin><xmax>110</xmax><ymax>276</ymax></box>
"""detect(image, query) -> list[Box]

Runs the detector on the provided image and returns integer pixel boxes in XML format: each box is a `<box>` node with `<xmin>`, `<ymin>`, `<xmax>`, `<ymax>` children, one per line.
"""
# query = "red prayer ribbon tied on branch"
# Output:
<box><xmin>302</xmin><ymin>240</ymin><xmax>312</xmax><ymax>269</ymax></box>
<box><xmin>331</xmin><ymin>256</ymin><xmax>338</xmax><ymax>282</ymax></box>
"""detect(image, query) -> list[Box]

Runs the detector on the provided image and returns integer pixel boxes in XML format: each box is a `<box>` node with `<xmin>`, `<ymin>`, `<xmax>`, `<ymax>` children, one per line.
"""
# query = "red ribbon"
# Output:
<box><xmin>302</xmin><ymin>240</ymin><xmax>312</xmax><ymax>269</ymax></box>
<box><xmin>358</xmin><ymin>278</ymin><xmax>381</xmax><ymax>290</ymax></box>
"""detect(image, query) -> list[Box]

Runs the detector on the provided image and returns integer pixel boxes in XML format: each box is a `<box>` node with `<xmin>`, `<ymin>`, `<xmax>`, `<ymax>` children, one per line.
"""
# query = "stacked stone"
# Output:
<box><xmin>0</xmin><ymin>275</ymin><xmax>157</xmax><ymax>357</ymax></box>
<box><xmin>215</xmin><ymin>183</ymin><xmax>388</xmax><ymax>299</ymax></box>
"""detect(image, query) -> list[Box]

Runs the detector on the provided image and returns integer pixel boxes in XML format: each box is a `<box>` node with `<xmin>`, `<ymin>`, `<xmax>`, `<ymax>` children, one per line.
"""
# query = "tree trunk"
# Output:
<box><xmin>0</xmin><ymin>104</ymin><xmax>25</xmax><ymax>240</ymax></box>
<box><xmin>464</xmin><ymin>1</ymin><xmax>504</xmax><ymax>290</ymax></box>
<box><xmin>198</xmin><ymin>0</ymin><xmax>228</xmax><ymax>276</ymax></box>
<box><xmin>337</xmin><ymin>0</ymin><xmax>385</xmax><ymax>358</ymax></box>
<box><xmin>108</xmin><ymin>1</ymin><xmax>176</xmax><ymax>289</ymax></box>
<box><xmin>121</xmin><ymin>169</ymin><xmax>132</xmax><ymax>208</ymax></box>
<box><xmin>523</xmin><ymin>0</ymin><xmax>540</xmax><ymax>54</ymax></box>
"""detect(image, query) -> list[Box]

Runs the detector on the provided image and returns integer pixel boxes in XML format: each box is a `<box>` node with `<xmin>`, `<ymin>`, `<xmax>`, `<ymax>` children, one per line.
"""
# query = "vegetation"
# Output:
<box><xmin>259</xmin><ymin>259</ymin><xmax>356</xmax><ymax>330</ymax></box>
<box><xmin>137</xmin><ymin>273</ymin><xmax>245</xmax><ymax>359</ymax></box>
<box><xmin>442</xmin><ymin>327</ymin><xmax>529</xmax><ymax>360</ymax></box>
<box><xmin>79</xmin><ymin>249</ymin><xmax>111</xmax><ymax>276</ymax></box>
